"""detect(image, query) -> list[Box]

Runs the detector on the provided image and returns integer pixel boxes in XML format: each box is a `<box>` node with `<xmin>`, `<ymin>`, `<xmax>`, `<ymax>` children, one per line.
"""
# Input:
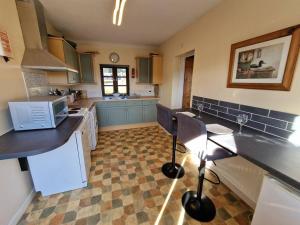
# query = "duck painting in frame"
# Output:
<box><xmin>227</xmin><ymin>25</ymin><xmax>300</xmax><ymax>90</ymax></box>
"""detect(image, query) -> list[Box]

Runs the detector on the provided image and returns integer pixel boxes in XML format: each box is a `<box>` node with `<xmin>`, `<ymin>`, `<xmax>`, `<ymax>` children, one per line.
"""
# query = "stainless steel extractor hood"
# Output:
<box><xmin>16</xmin><ymin>0</ymin><xmax>77</xmax><ymax>72</ymax></box>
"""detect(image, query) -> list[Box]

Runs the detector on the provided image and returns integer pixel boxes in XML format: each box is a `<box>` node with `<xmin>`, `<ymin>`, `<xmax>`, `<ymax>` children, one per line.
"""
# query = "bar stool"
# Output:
<box><xmin>156</xmin><ymin>104</ymin><xmax>185</xmax><ymax>179</ymax></box>
<box><xmin>176</xmin><ymin>113</ymin><xmax>236</xmax><ymax>222</ymax></box>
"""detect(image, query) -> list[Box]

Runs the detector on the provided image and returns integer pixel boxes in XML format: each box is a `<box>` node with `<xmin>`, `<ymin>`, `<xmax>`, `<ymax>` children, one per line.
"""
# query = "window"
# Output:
<box><xmin>100</xmin><ymin>64</ymin><xmax>130</xmax><ymax>96</ymax></box>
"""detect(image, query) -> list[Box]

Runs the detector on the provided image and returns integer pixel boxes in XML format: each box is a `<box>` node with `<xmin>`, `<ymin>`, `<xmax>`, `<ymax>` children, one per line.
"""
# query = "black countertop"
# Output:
<box><xmin>0</xmin><ymin>116</ymin><xmax>83</xmax><ymax>160</ymax></box>
<box><xmin>173</xmin><ymin>109</ymin><xmax>300</xmax><ymax>190</ymax></box>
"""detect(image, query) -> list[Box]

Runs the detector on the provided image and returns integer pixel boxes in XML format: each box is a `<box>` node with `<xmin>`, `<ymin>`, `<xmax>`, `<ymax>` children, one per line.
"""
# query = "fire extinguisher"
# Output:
<box><xmin>131</xmin><ymin>68</ymin><xmax>135</xmax><ymax>78</ymax></box>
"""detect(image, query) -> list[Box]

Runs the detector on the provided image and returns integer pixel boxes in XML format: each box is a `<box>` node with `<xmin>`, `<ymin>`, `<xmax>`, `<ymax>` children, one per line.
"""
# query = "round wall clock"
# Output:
<box><xmin>109</xmin><ymin>52</ymin><xmax>120</xmax><ymax>63</ymax></box>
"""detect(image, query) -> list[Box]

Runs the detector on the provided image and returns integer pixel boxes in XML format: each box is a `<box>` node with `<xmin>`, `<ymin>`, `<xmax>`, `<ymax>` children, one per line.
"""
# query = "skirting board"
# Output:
<box><xmin>8</xmin><ymin>189</ymin><xmax>35</xmax><ymax>225</ymax></box>
<box><xmin>100</xmin><ymin>122</ymin><xmax>158</xmax><ymax>131</ymax></box>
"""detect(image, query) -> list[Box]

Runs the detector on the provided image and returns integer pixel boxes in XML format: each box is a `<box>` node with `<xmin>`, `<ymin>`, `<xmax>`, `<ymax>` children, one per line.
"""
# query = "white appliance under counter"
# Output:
<box><xmin>27</xmin><ymin>116</ymin><xmax>91</xmax><ymax>196</ymax></box>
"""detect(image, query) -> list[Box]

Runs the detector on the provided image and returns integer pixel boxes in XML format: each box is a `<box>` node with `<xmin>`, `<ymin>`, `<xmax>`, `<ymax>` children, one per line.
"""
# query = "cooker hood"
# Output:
<box><xmin>16</xmin><ymin>0</ymin><xmax>77</xmax><ymax>72</ymax></box>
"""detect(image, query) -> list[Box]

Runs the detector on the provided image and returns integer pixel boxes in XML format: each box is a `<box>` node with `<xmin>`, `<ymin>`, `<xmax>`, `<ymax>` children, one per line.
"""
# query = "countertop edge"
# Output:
<box><xmin>0</xmin><ymin>117</ymin><xmax>83</xmax><ymax>160</ymax></box>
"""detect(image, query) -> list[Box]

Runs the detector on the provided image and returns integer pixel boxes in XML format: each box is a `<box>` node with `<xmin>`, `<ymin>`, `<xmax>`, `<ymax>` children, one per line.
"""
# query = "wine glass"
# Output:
<box><xmin>236</xmin><ymin>114</ymin><xmax>248</xmax><ymax>134</ymax></box>
<box><xmin>197</xmin><ymin>103</ymin><xmax>204</xmax><ymax>118</ymax></box>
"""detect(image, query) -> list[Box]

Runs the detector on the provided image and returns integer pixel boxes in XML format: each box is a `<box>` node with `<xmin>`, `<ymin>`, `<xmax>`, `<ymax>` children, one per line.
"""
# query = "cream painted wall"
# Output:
<box><xmin>74</xmin><ymin>41</ymin><xmax>158</xmax><ymax>97</ymax></box>
<box><xmin>45</xmin><ymin>17</ymin><xmax>62</xmax><ymax>37</ymax></box>
<box><xmin>159</xmin><ymin>0</ymin><xmax>300</xmax><ymax>114</ymax></box>
<box><xmin>0</xmin><ymin>1</ymin><xmax>33</xmax><ymax>225</ymax></box>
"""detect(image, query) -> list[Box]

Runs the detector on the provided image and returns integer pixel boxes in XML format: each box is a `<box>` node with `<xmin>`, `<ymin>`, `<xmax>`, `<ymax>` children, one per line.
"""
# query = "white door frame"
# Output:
<box><xmin>171</xmin><ymin>50</ymin><xmax>195</xmax><ymax>108</ymax></box>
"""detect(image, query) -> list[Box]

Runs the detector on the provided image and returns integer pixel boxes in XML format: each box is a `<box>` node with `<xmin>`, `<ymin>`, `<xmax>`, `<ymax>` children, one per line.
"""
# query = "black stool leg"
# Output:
<box><xmin>181</xmin><ymin>159</ymin><xmax>216</xmax><ymax>222</ymax></box>
<box><xmin>162</xmin><ymin>135</ymin><xmax>185</xmax><ymax>179</ymax></box>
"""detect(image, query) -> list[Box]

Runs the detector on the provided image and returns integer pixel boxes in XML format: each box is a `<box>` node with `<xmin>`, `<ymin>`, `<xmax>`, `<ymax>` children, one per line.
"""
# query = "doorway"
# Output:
<box><xmin>182</xmin><ymin>55</ymin><xmax>194</xmax><ymax>108</ymax></box>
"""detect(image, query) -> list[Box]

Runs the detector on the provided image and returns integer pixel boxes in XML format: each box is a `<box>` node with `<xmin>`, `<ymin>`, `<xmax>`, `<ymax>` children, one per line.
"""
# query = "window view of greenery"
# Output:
<box><xmin>101</xmin><ymin>65</ymin><xmax>129</xmax><ymax>96</ymax></box>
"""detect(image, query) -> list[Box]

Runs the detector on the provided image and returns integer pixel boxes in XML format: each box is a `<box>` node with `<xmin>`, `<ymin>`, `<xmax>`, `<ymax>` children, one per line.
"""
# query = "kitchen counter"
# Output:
<box><xmin>69</xmin><ymin>96</ymin><xmax>160</xmax><ymax>110</ymax></box>
<box><xmin>0</xmin><ymin>116</ymin><xmax>83</xmax><ymax>160</ymax></box>
<box><xmin>173</xmin><ymin>109</ymin><xmax>300</xmax><ymax>190</ymax></box>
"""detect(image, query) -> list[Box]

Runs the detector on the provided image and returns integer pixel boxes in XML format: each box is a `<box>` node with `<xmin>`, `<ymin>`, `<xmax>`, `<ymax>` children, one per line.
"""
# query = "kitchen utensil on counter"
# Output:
<box><xmin>67</xmin><ymin>94</ymin><xmax>75</xmax><ymax>104</ymax></box>
<box><xmin>69</xmin><ymin>89</ymin><xmax>82</xmax><ymax>101</ymax></box>
<box><xmin>81</xmin><ymin>90</ymin><xmax>87</xmax><ymax>99</ymax></box>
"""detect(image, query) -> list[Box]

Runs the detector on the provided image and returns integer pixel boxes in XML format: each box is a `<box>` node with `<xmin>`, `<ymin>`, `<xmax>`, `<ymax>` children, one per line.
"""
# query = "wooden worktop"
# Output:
<box><xmin>69</xmin><ymin>96</ymin><xmax>160</xmax><ymax>110</ymax></box>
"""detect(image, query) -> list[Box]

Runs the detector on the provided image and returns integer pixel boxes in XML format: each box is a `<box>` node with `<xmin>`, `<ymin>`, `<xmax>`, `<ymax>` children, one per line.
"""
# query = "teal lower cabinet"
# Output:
<box><xmin>96</xmin><ymin>99</ymin><xmax>158</xmax><ymax>127</ymax></box>
<box><xmin>143</xmin><ymin>104</ymin><xmax>157</xmax><ymax>122</ymax></box>
<box><xmin>97</xmin><ymin>108</ymin><xmax>110</xmax><ymax>127</ymax></box>
<box><xmin>108</xmin><ymin>107</ymin><xmax>127</xmax><ymax>125</ymax></box>
<box><xmin>127</xmin><ymin>106</ymin><xmax>143</xmax><ymax>123</ymax></box>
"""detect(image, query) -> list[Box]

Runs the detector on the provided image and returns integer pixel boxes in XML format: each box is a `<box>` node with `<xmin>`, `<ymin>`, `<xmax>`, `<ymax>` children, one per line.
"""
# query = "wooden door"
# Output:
<box><xmin>182</xmin><ymin>56</ymin><xmax>194</xmax><ymax>108</ymax></box>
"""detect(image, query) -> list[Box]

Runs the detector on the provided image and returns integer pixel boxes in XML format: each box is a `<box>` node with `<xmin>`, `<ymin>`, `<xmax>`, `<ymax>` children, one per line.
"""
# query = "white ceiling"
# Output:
<box><xmin>40</xmin><ymin>0</ymin><xmax>221</xmax><ymax>46</ymax></box>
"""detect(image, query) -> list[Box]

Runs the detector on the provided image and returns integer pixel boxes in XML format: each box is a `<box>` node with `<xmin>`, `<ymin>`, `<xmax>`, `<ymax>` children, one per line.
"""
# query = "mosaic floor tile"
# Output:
<box><xmin>18</xmin><ymin>126</ymin><xmax>253</xmax><ymax>225</ymax></box>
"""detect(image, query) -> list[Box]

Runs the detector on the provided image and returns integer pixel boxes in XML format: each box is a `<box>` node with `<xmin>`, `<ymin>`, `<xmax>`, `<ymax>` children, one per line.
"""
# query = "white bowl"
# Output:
<box><xmin>112</xmin><ymin>93</ymin><xmax>120</xmax><ymax>97</ymax></box>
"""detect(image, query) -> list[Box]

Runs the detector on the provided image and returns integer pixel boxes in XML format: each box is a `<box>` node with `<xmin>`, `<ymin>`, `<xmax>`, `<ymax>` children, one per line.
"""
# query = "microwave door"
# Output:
<box><xmin>50</xmin><ymin>100</ymin><xmax>68</xmax><ymax>127</ymax></box>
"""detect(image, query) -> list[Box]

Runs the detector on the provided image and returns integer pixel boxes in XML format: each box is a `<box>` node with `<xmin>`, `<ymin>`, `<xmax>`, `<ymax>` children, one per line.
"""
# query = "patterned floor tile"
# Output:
<box><xmin>18</xmin><ymin>126</ymin><xmax>253</xmax><ymax>225</ymax></box>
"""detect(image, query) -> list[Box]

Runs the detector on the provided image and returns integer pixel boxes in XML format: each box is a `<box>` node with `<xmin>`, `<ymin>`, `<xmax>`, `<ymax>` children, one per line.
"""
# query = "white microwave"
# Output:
<box><xmin>8</xmin><ymin>96</ymin><xmax>68</xmax><ymax>131</ymax></box>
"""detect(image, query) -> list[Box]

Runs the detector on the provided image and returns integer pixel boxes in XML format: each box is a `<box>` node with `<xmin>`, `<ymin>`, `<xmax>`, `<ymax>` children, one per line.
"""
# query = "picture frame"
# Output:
<box><xmin>227</xmin><ymin>25</ymin><xmax>300</xmax><ymax>91</ymax></box>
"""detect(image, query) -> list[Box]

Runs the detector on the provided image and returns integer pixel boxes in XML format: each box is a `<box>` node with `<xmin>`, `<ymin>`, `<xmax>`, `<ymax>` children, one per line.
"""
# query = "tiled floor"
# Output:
<box><xmin>18</xmin><ymin>126</ymin><xmax>253</xmax><ymax>225</ymax></box>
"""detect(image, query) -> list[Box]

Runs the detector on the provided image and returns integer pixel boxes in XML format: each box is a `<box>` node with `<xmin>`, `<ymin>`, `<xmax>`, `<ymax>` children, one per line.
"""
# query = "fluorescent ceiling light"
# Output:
<box><xmin>117</xmin><ymin>0</ymin><xmax>127</xmax><ymax>26</ymax></box>
<box><xmin>113</xmin><ymin>0</ymin><xmax>120</xmax><ymax>25</ymax></box>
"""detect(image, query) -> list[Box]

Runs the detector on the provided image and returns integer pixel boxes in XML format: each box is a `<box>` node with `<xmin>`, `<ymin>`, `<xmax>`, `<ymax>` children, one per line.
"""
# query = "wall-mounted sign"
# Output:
<box><xmin>0</xmin><ymin>29</ymin><xmax>12</xmax><ymax>60</ymax></box>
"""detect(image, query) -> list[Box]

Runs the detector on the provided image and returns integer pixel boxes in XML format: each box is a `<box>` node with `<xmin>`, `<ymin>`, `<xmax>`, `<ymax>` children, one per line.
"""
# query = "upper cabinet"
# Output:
<box><xmin>47</xmin><ymin>37</ymin><xmax>80</xmax><ymax>85</ymax></box>
<box><xmin>150</xmin><ymin>55</ymin><xmax>163</xmax><ymax>84</ymax></box>
<box><xmin>136</xmin><ymin>57</ymin><xmax>150</xmax><ymax>83</ymax></box>
<box><xmin>136</xmin><ymin>54</ymin><xmax>163</xmax><ymax>84</ymax></box>
<box><xmin>47</xmin><ymin>37</ymin><xmax>79</xmax><ymax>71</ymax></box>
<box><xmin>79</xmin><ymin>53</ymin><xmax>95</xmax><ymax>84</ymax></box>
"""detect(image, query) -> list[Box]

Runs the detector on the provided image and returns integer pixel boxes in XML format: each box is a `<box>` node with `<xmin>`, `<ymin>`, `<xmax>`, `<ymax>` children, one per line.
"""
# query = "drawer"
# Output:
<box><xmin>96</xmin><ymin>101</ymin><xmax>127</xmax><ymax>108</ymax></box>
<box><xmin>125</xmin><ymin>100</ymin><xmax>143</xmax><ymax>106</ymax></box>
<box><xmin>142</xmin><ymin>99</ymin><xmax>159</xmax><ymax>105</ymax></box>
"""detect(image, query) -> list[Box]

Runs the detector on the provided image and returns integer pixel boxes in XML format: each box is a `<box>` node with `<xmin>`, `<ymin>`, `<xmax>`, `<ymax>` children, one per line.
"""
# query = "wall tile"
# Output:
<box><xmin>204</xmin><ymin>98</ymin><xmax>219</xmax><ymax>105</ymax></box>
<box><xmin>287</xmin><ymin>122</ymin><xmax>294</xmax><ymax>131</ymax></box>
<box><xmin>240</xmin><ymin>105</ymin><xmax>269</xmax><ymax>116</ymax></box>
<box><xmin>218</xmin><ymin>112</ymin><xmax>236</xmax><ymax>122</ymax></box>
<box><xmin>192</xmin><ymin>95</ymin><xmax>299</xmax><ymax>139</ymax></box>
<box><xmin>193</xmin><ymin>96</ymin><xmax>203</xmax><ymax>102</ymax></box>
<box><xmin>265</xmin><ymin>126</ymin><xmax>293</xmax><ymax>139</ymax></box>
<box><xmin>219</xmin><ymin>101</ymin><xmax>239</xmax><ymax>109</ymax></box>
<box><xmin>269</xmin><ymin>110</ymin><xmax>298</xmax><ymax>123</ymax></box>
<box><xmin>251</xmin><ymin>114</ymin><xmax>287</xmax><ymax>129</ymax></box>
<box><xmin>204</xmin><ymin>107</ymin><xmax>218</xmax><ymax>115</ymax></box>
<box><xmin>211</xmin><ymin>104</ymin><xmax>228</xmax><ymax>113</ymax></box>
<box><xmin>228</xmin><ymin>109</ymin><xmax>251</xmax><ymax>118</ymax></box>
<box><xmin>246</xmin><ymin>120</ymin><xmax>266</xmax><ymax>131</ymax></box>
<box><xmin>198</xmin><ymin>101</ymin><xmax>211</xmax><ymax>108</ymax></box>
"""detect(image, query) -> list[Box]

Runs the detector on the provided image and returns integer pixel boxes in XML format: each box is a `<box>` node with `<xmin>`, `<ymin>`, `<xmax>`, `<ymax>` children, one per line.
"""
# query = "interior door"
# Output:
<box><xmin>182</xmin><ymin>55</ymin><xmax>194</xmax><ymax>109</ymax></box>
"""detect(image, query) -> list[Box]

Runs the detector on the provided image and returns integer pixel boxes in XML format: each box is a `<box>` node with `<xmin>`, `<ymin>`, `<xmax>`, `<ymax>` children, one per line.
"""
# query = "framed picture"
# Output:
<box><xmin>227</xmin><ymin>25</ymin><xmax>300</xmax><ymax>90</ymax></box>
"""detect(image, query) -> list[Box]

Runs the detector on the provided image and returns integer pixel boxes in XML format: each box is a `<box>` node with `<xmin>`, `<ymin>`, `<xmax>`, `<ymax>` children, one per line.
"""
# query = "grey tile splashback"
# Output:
<box><xmin>192</xmin><ymin>95</ymin><xmax>299</xmax><ymax>139</ymax></box>
<box><xmin>23</xmin><ymin>70</ymin><xmax>48</xmax><ymax>88</ymax></box>
<box><xmin>23</xmin><ymin>70</ymin><xmax>49</xmax><ymax>96</ymax></box>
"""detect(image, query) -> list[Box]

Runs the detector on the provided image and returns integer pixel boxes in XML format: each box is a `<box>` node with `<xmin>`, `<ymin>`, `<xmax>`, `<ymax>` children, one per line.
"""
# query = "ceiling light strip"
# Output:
<box><xmin>117</xmin><ymin>0</ymin><xmax>127</xmax><ymax>26</ymax></box>
<box><xmin>113</xmin><ymin>0</ymin><xmax>120</xmax><ymax>25</ymax></box>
